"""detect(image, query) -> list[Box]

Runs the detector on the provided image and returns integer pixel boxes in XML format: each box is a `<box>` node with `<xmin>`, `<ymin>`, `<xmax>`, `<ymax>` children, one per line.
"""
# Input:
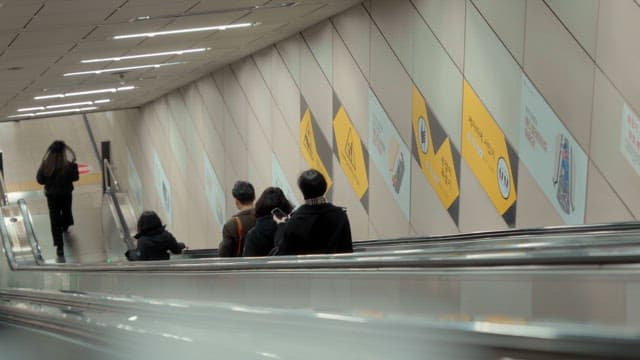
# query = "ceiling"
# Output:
<box><xmin>0</xmin><ymin>0</ymin><xmax>362</xmax><ymax>121</ymax></box>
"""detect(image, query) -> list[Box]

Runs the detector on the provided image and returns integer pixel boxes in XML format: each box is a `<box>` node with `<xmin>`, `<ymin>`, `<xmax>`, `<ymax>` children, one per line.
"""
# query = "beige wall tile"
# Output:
<box><xmin>370</xmin><ymin>0</ymin><xmax>415</xmax><ymax>73</ymax></box>
<box><xmin>275</xmin><ymin>34</ymin><xmax>302</xmax><ymax>87</ymax></box>
<box><xmin>412</xmin><ymin>0</ymin><xmax>466</xmax><ymax>70</ymax></box>
<box><xmin>591</xmin><ymin>69</ymin><xmax>640</xmax><ymax>218</ymax></box>
<box><xmin>370</xmin><ymin>27</ymin><xmax>413</xmax><ymax>147</ymax></box>
<box><xmin>585</xmin><ymin>162</ymin><xmax>634</xmax><ymax>223</ymax></box>
<box><xmin>302</xmin><ymin>21</ymin><xmax>334</xmax><ymax>85</ymax></box>
<box><xmin>332</xmin><ymin>4</ymin><xmax>371</xmax><ymax>79</ymax></box>
<box><xmin>524</xmin><ymin>0</ymin><xmax>595</xmax><ymax>151</ymax></box>
<box><xmin>368</xmin><ymin>166</ymin><xmax>410</xmax><ymax>239</ymax></box>
<box><xmin>232</xmin><ymin>57</ymin><xmax>273</xmax><ymax>139</ymax></box>
<box><xmin>330</xmin><ymin>157</ymin><xmax>369</xmax><ymax>241</ymax></box>
<box><xmin>458</xmin><ymin>161</ymin><xmax>509</xmax><ymax>232</ymax></box>
<box><xmin>472</xmin><ymin>0</ymin><xmax>526</xmax><ymax>65</ymax></box>
<box><xmin>332</xmin><ymin>27</ymin><xmax>370</xmax><ymax>140</ymax></box>
<box><xmin>465</xmin><ymin>4</ymin><xmax>522</xmax><ymax>149</ymax></box>
<box><xmin>546</xmin><ymin>0</ymin><xmax>599</xmax><ymax>58</ymax></box>
<box><xmin>300</xmin><ymin>43</ymin><xmax>334</xmax><ymax>142</ymax></box>
<box><xmin>410</xmin><ymin>159</ymin><xmax>459</xmax><ymax>236</ymax></box>
<box><xmin>597</xmin><ymin>0</ymin><xmax>640</xmax><ymax>113</ymax></box>
<box><xmin>515</xmin><ymin>162</ymin><xmax>563</xmax><ymax>228</ymax></box>
<box><xmin>412</xmin><ymin>10</ymin><xmax>463</xmax><ymax>148</ymax></box>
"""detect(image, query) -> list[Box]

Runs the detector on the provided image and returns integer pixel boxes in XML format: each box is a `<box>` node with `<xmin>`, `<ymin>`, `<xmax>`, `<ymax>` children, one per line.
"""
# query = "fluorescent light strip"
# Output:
<box><xmin>18</xmin><ymin>99</ymin><xmax>110</xmax><ymax>112</ymax></box>
<box><xmin>34</xmin><ymin>86</ymin><xmax>134</xmax><ymax>100</ymax></box>
<box><xmin>64</xmin><ymin>62</ymin><xmax>182</xmax><ymax>76</ymax></box>
<box><xmin>9</xmin><ymin>107</ymin><xmax>98</xmax><ymax>118</ymax></box>
<box><xmin>113</xmin><ymin>22</ymin><xmax>253</xmax><ymax>39</ymax></box>
<box><xmin>18</xmin><ymin>106</ymin><xmax>45</xmax><ymax>112</ymax></box>
<box><xmin>81</xmin><ymin>48</ymin><xmax>209</xmax><ymax>63</ymax></box>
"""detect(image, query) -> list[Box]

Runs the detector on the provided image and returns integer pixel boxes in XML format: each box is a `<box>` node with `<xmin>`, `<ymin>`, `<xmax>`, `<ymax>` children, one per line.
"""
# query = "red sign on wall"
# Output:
<box><xmin>78</xmin><ymin>163</ymin><xmax>91</xmax><ymax>175</ymax></box>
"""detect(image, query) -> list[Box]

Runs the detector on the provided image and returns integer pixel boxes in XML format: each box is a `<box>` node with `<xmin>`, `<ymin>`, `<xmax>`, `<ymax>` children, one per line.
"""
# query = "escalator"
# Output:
<box><xmin>2</xmin><ymin>167</ymin><xmax>640</xmax><ymax>358</ymax></box>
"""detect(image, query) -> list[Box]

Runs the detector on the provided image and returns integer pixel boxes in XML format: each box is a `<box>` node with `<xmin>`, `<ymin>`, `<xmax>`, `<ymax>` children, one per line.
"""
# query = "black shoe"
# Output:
<box><xmin>56</xmin><ymin>246</ymin><xmax>65</xmax><ymax>263</ymax></box>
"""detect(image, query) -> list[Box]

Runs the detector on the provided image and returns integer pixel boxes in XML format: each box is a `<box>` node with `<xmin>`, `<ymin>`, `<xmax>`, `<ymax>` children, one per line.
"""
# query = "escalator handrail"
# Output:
<box><xmin>8</xmin><ymin>229</ymin><xmax>640</xmax><ymax>272</ymax></box>
<box><xmin>0</xmin><ymin>170</ymin><xmax>8</xmax><ymax>206</ymax></box>
<box><xmin>103</xmin><ymin>158</ymin><xmax>134</xmax><ymax>250</ymax></box>
<box><xmin>18</xmin><ymin>199</ymin><xmax>45</xmax><ymax>265</ymax></box>
<box><xmin>180</xmin><ymin>220</ymin><xmax>640</xmax><ymax>258</ymax></box>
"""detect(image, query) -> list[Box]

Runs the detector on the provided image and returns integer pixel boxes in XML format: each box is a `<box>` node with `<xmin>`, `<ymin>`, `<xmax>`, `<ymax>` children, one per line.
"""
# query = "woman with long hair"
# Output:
<box><xmin>36</xmin><ymin>140</ymin><xmax>79</xmax><ymax>263</ymax></box>
<box><xmin>242</xmin><ymin>187</ymin><xmax>293</xmax><ymax>257</ymax></box>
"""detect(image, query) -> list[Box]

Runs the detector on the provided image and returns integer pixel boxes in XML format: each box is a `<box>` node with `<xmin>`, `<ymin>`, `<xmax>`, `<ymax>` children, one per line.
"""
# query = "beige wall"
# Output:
<box><xmin>88</xmin><ymin>0</ymin><xmax>639</xmax><ymax>249</ymax></box>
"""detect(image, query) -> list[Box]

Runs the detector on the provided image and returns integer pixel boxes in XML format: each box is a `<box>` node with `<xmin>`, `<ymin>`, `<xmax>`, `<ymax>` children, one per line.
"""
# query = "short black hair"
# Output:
<box><xmin>254</xmin><ymin>187</ymin><xmax>293</xmax><ymax>218</ymax></box>
<box><xmin>297</xmin><ymin>169</ymin><xmax>327</xmax><ymax>200</ymax></box>
<box><xmin>137</xmin><ymin>210</ymin><xmax>163</xmax><ymax>235</ymax></box>
<box><xmin>232</xmin><ymin>181</ymin><xmax>255</xmax><ymax>204</ymax></box>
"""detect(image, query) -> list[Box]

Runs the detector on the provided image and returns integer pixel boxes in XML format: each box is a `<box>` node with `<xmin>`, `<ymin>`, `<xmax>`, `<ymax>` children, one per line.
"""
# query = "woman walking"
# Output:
<box><xmin>36</xmin><ymin>140</ymin><xmax>79</xmax><ymax>263</ymax></box>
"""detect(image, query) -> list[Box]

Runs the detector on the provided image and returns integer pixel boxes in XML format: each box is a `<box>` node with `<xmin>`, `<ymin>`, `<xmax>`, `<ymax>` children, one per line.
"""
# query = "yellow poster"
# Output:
<box><xmin>462</xmin><ymin>80</ymin><xmax>517</xmax><ymax>219</ymax></box>
<box><xmin>300</xmin><ymin>109</ymin><xmax>333</xmax><ymax>191</ymax></box>
<box><xmin>333</xmin><ymin>106</ymin><xmax>368</xmax><ymax>199</ymax></box>
<box><xmin>412</xmin><ymin>87</ymin><xmax>459</xmax><ymax>209</ymax></box>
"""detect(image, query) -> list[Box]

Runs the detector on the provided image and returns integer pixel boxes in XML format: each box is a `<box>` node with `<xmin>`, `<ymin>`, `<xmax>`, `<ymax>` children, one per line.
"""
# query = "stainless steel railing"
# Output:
<box><xmin>102</xmin><ymin>158</ymin><xmax>134</xmax><ymax>250</ymax></box>
<box><xmin>0</xmin><ymin>170</ymin><xmax>8</xmax><ymax>206</ymax></box>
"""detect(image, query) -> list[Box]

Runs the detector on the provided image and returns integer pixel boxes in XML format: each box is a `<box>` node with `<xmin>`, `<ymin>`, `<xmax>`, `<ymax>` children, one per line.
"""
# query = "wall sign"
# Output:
<box><xmin>621</xmin><ymin>102</ymin><xmax>640</xmax><ymax>177</ymax></box>
<box><xmin>333</xmin><ymin>102</ymin><xmax>369</xmax><ymax>203</ymax></box>
<box><xmin>520</xmin><ymin>76</ymin><xmax>587</xmax><ymax>224</ymax></box>
<box><xmin>411</xmin><ymin>86</ymin><xmax>460</xmax><ymax>223</ymax></box>
<box><xmin>369</xmin><ymin>89</ymin><xmax>411</xmax><ymax>219</ymax></box>
<box><xmin>462</xmin><ymin>80</ymin><xmax>517</xmax><ymax>226</ymax></box>
<box><xmin>300</xmin><ymin>108</ymin><xmax>333</xmax><ymax>192</ymax></box>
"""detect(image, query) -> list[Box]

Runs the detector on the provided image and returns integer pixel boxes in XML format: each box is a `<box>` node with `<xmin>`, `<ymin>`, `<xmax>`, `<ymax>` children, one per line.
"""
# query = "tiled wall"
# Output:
<box><xmin>90</xmin><ymin>0</ymin><xmax>640</xmax><ymax>249</ymax></box>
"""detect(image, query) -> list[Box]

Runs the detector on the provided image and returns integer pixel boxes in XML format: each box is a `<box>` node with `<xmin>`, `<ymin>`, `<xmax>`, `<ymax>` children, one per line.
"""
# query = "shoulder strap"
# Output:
<box><xmin>234</xmin><ymin>216</ymin><xmax>244</xmax><ymax>256</ymax></box>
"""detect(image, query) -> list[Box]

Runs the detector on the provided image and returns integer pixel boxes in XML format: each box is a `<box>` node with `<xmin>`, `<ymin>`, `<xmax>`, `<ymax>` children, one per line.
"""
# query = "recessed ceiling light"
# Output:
<box><xmin>34</xmin><ymin>86</ymin><xmax>134</xmax><ymax>100</ymax></box>
<box><xmin>81</xmin><ymin>48</ymin><xmax>210</xmax><ymax>63</ymax></box>
<box><xmin>113</xmin><ymin>22</ymin><xmax>254</xmax><ymax>39</ymax></box>
<box><xmin>18</xmin><ymin>100</ymin><xmax>110</xmax><ymax>112</ymax></box>
<box><xmin>9</xmin><ymin>106</ymin><xmax>98</xmax><ymax>118</ymax></box>
<box><xmin>63</xmin><ymin>62</ymin><xmax>183</xmax><ymax>77</ymax></box>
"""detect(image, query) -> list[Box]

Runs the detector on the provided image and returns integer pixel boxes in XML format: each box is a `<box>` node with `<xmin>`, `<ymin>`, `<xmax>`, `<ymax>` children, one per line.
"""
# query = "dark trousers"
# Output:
<box><xmin>46</xmin><ymin>193</ymin><xmax>74</xmax><ymax>248</ymax></box>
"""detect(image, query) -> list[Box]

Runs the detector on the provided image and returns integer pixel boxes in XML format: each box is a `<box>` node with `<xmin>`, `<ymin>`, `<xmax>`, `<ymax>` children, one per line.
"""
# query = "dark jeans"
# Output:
<box><xmin>46</xmin><ymin>193</ymin><xmax>74</xmax><ymax>248</ymax></box>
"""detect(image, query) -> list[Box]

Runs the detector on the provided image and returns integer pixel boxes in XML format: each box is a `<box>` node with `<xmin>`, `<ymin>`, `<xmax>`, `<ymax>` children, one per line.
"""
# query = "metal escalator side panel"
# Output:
<box><xmin>17</xmin><ymin>199</ymin><xmax>45</xmax><ymax>265</ymax></box>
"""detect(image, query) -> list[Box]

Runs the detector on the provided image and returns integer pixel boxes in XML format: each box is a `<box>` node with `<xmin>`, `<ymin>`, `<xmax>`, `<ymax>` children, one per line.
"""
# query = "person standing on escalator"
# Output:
<box><xmin>36</xmin><ymin>140</ymin><xmax>79</xmax><ymax>263</ymax></box>
<box><xmin>219</xmin><ymin>181</ymin><xmax>256</xmax><ymax>257</ymax></box>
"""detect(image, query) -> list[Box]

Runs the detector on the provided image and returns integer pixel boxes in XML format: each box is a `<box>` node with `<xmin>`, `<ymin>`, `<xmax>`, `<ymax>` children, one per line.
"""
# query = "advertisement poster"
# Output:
<box><xmin>204</xmin><ymin>157</ymin><xmax>226</xmax><ymax>228</ymax></box>
<box><xmin>300</xmin><ymin>107</ymin><xmax>333</xmax><ymax>192</ymax></box>
<box><xmin>621</xmin><ymin>102</ymin><xmax>640</xmax><ymax>177</ymax></box>
<box><xmin>127</xmin><ymin>151</ymin><xmax>143</xmax><ymax>215</ymax></box>
<box><xmin>368</xmin><ymin>89</ymin><xmax>411</xmax><ymax>220</ymax></box>
<box><xmin>272</xmin><ymin>153</ymin><xmax>298</xmax><ymax>207</ymax></box>
<box><xmin>153</xmin><ymin>152</ymin><xmax>172</xmax><ymax>224</ymax></box>
<box><xmin>333</xmin><ymin>100</ymin><xmax>369</xmax><ymax>206</ymax></box>
<box><xmin>462</xmin><ymin>80</ymin><xmax>518</xmax><ymax>226</ymax></box>
<box><xmin>520</xmin><ymin>76</ymin><xmax>587</xmax><ymax>224</ymax></box>
<box><xmin>411</xmin><ymin>86</ymin><xmax>460</xmax><ymax>223</ymax></box>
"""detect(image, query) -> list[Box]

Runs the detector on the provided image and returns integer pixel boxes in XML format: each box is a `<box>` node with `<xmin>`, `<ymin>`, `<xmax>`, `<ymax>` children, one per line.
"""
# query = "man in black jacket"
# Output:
<box><xmin>273</xmin><ymin>169</ymin><xmax>352</xmax><ymax>255</ymax></box>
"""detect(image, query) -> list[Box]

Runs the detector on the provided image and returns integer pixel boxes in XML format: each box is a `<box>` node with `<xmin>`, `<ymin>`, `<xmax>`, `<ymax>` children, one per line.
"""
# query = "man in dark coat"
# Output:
<box><xmin>219</xmin><ymin>181</ymin><xmax>256</xmax><ymax>257</ymax></box>
<box><xmin>273</xmin><ymin>169</ymin><xmax>352</xmax><ymax>255</ymax></box>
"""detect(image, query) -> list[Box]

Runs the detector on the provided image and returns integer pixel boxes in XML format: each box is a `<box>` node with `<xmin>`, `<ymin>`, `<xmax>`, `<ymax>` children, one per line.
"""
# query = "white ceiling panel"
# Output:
<box><xmin>191</xmin><ymin>0</ymin><xmax>268</xmax><ymax>12</ymax></box>
<box><xmin>105</xmin><ymin>2</ymin><xmax>199</xmax><ymax>24</ymax></box>
<box><xmin>0</xmin><ymin>0</ymin><xmax>363</xmax><ymax>120</ymax></box>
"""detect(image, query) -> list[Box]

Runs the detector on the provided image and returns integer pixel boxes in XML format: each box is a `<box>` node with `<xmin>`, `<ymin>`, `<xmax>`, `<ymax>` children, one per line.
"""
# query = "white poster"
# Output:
<box><xmin>272</xmin><ymin>154</ymin><xmax>298</xmax><ymax>207</ymax></box>
<box><xmin>519</xmin><ymin>76</ymin><xmax>587</xmax><ymax>224</ymax></box>
<box><xmin>621</xmin><ymin>103</ymin><xmax>640</xmax><ymax>176</ymax></box>
<box><xmin>204</xmin><ymin>157</ymin><xmax>226</xmax><ymax>228</ymax></box>
<box><xmin>368</xmin><ymin>89</ymin><xmax>411</xmax><ymax>219</ymax></box>
<box><xmin>127</xmin><ymin>151</ymin><xmax>143</xmax><ymax>215</ymax></box>
<box><xmin>153</xmin><ymin>152</ymin><xmax>172</xmax><ymax>224</ymax></box>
